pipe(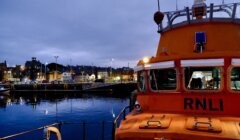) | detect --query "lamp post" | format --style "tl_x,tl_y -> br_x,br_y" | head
110,58 -> 114,80
128,62 -> 130,82
45,62 -> 48,80
54,56 -> 59,81
81,66 -> 84,82
70,58 -> 72,75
